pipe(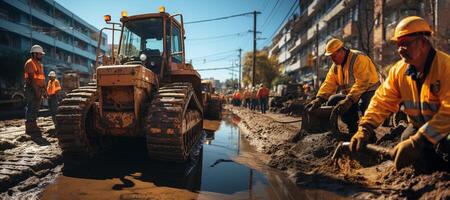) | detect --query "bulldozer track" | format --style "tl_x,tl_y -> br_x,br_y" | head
55,83 -> 104,163
146,82 -> 203,162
